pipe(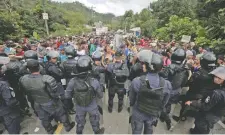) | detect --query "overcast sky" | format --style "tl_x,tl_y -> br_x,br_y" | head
51,0 -> 156,16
